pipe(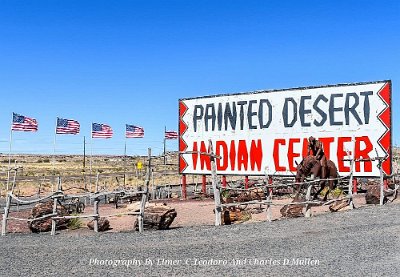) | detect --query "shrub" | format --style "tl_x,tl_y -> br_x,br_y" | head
67,215 -> 83,230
